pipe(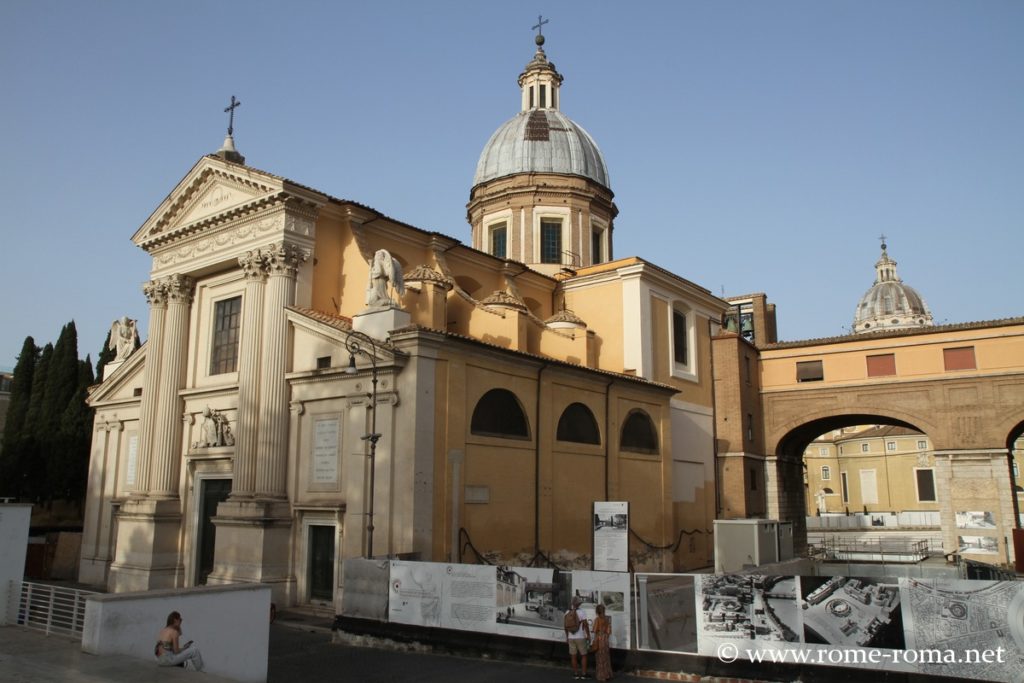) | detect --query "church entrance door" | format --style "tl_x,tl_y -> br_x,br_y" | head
308,525 -> 335,604
196,478 -> 231,585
